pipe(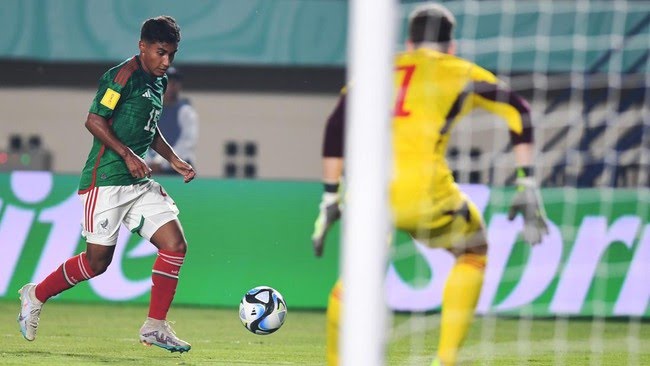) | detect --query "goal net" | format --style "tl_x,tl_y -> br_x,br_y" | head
345,0 -> 649,365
